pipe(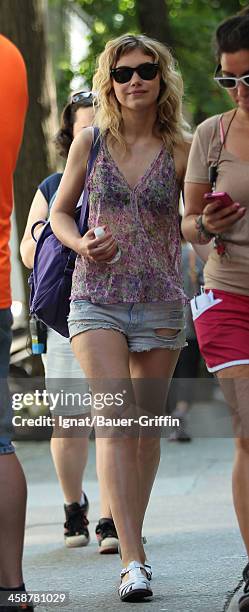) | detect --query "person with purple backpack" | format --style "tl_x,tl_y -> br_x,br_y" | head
20,92 -> 119,555
51,33 -> 190,601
